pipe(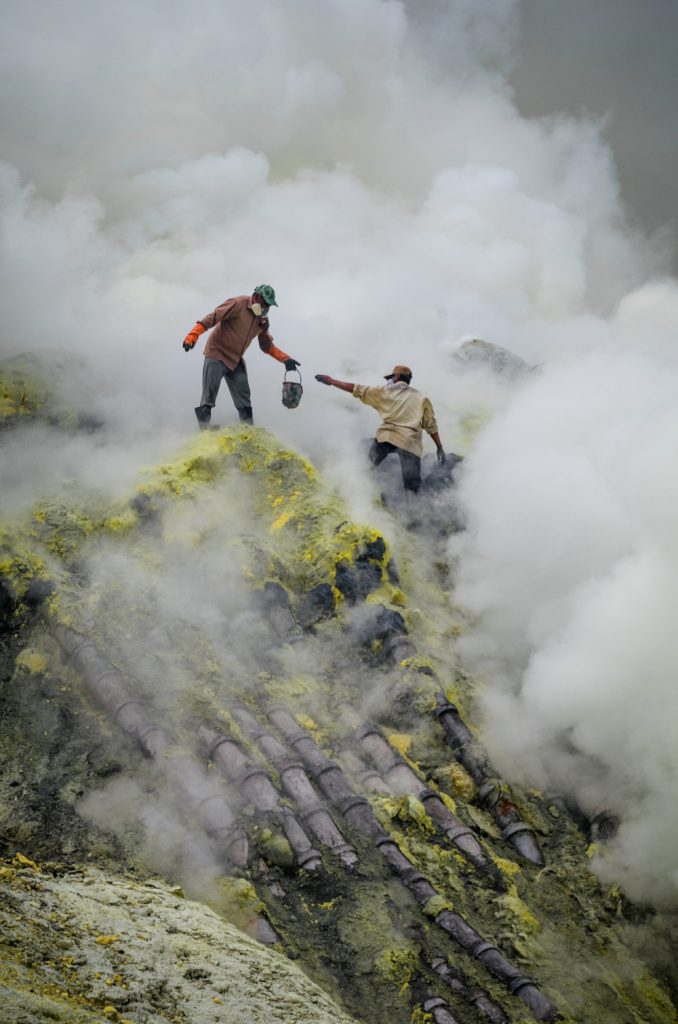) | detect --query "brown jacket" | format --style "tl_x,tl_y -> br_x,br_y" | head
199,295 -> 288,370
